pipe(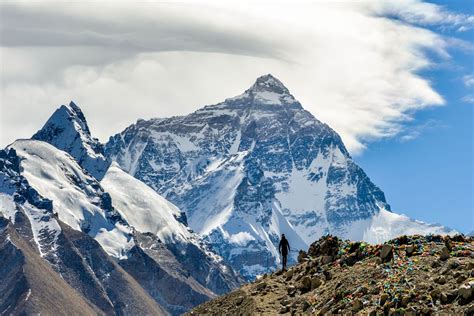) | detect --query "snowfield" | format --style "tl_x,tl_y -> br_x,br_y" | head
10,139 -> 134,258
101,162 -> 191,243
